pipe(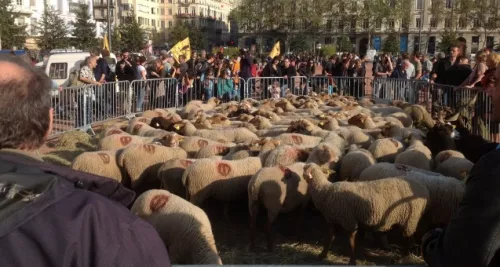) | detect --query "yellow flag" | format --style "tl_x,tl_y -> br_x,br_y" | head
103,33 -> 110,51
269,41 -> 280,59
171,37 -> 191,63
